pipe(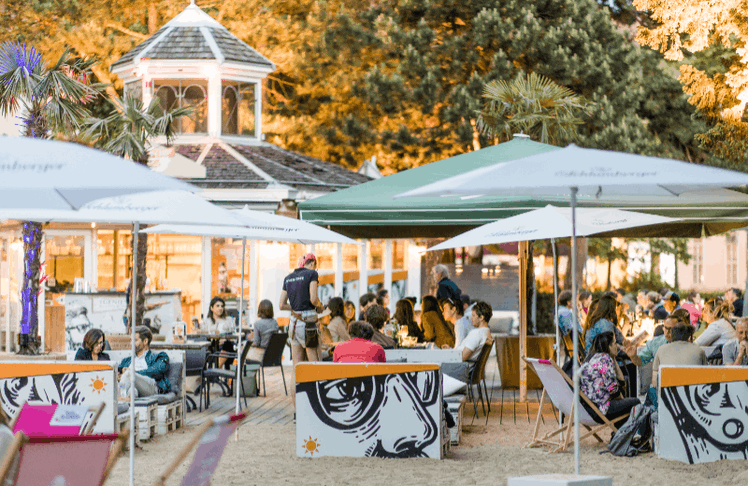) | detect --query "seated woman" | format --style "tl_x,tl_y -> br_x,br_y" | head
583,295 -> 625,355
75,329 -> 111,361
694,297 -> 737,346
247,299 -> 279,363
205,297 -> 236,369
344,300 -> 357,325
393,298 -> 423,342
326,297 -> 351,343
580,331 -> 640,425
421,295 -> 455,348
